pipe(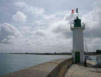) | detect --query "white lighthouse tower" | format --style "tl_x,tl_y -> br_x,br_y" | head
70,9 -> 85,64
